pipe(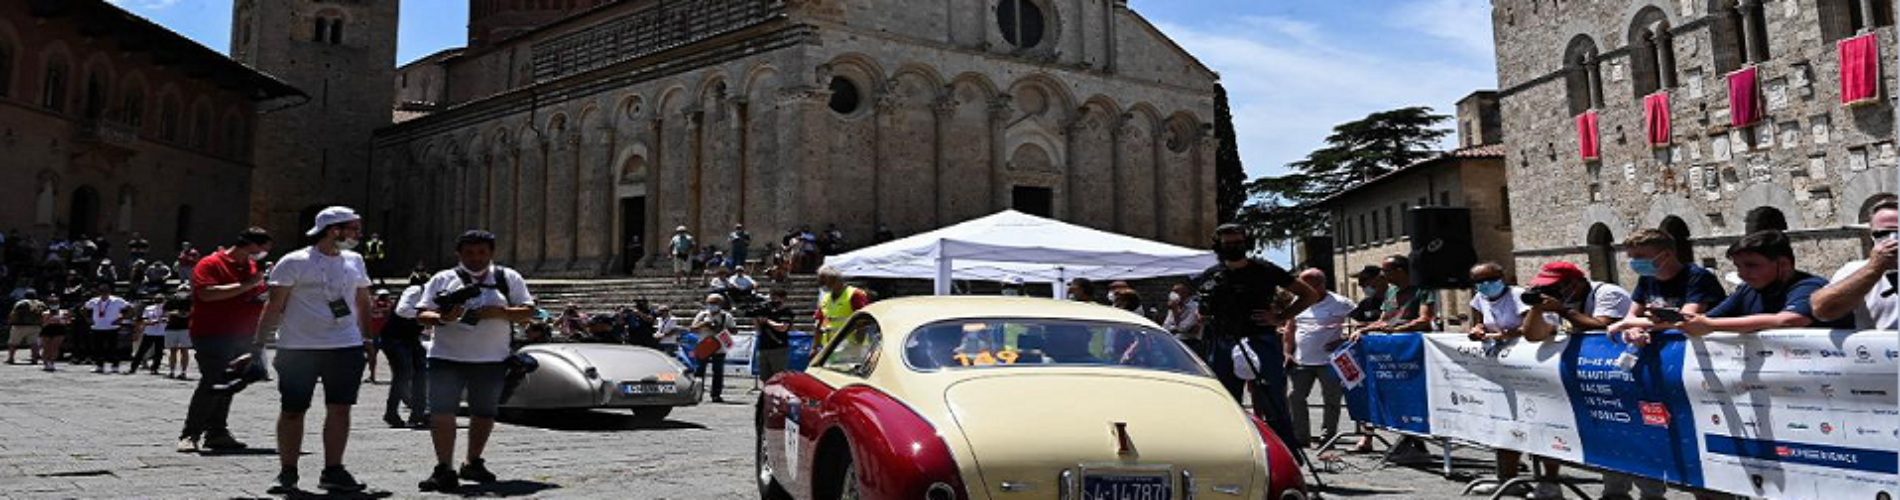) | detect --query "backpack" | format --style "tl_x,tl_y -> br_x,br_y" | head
451,266 -> 523,306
